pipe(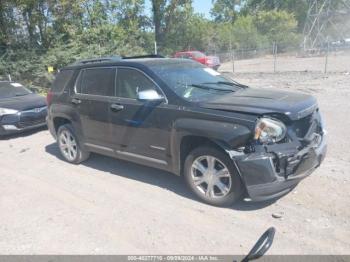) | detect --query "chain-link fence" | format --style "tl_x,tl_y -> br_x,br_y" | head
2,42 -> 350,85
208,43 -> 350,74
